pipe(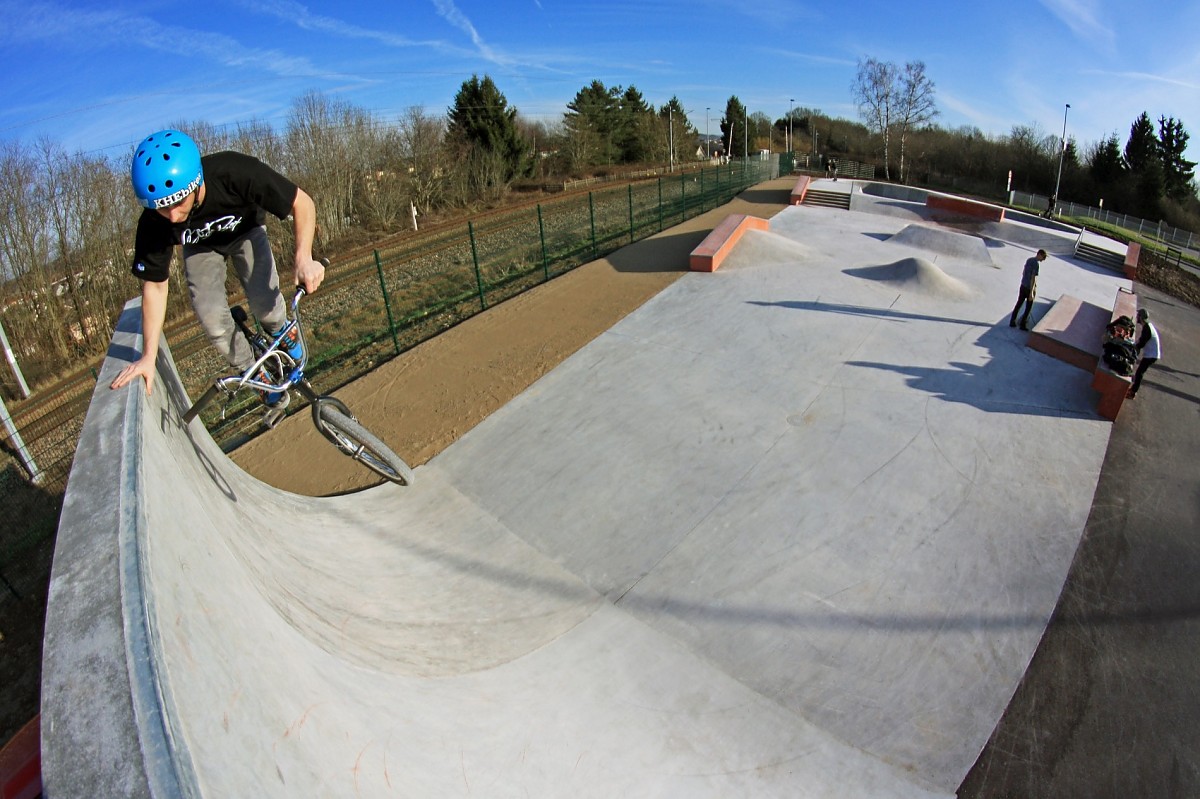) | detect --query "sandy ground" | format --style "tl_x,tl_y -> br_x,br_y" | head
232,178 -> 797,494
